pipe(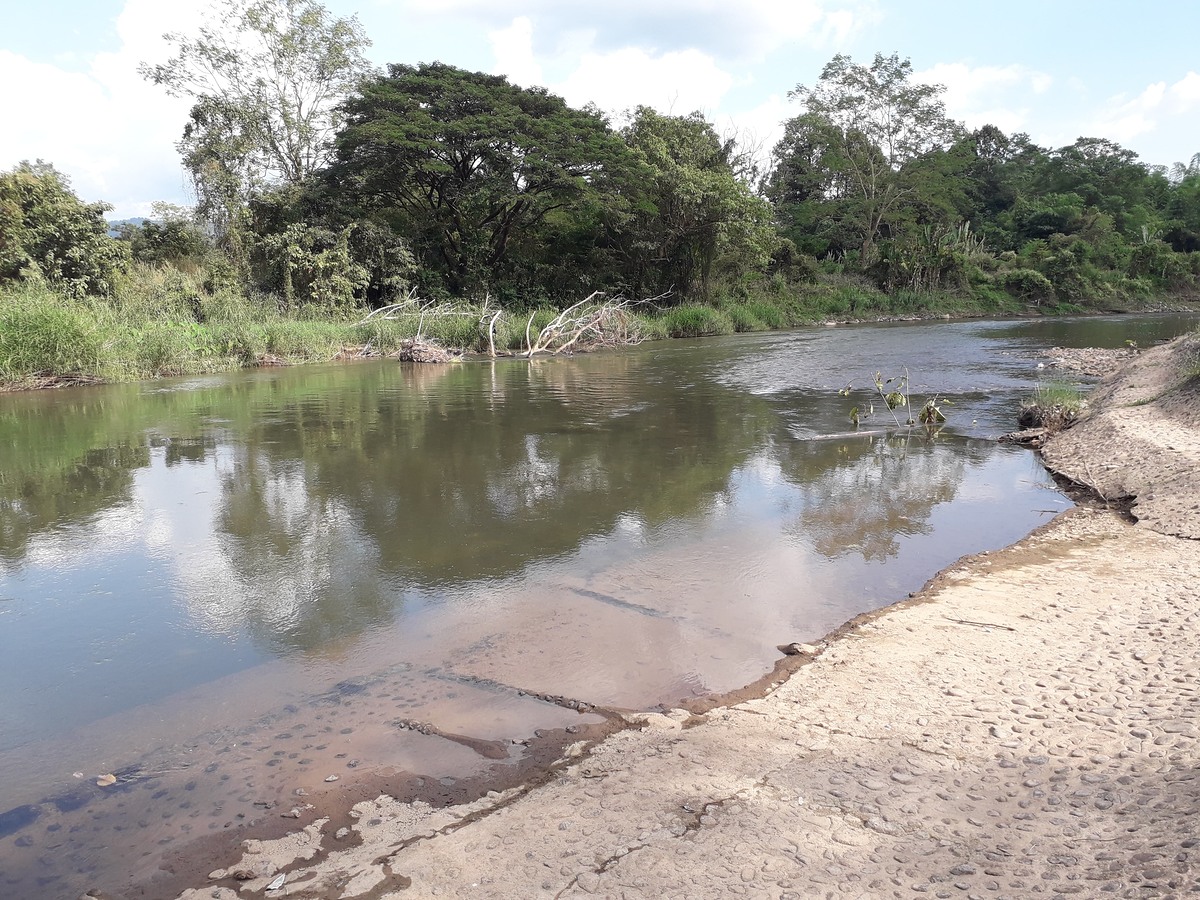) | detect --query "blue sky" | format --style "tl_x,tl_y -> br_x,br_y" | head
3,0 -> 1198,218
